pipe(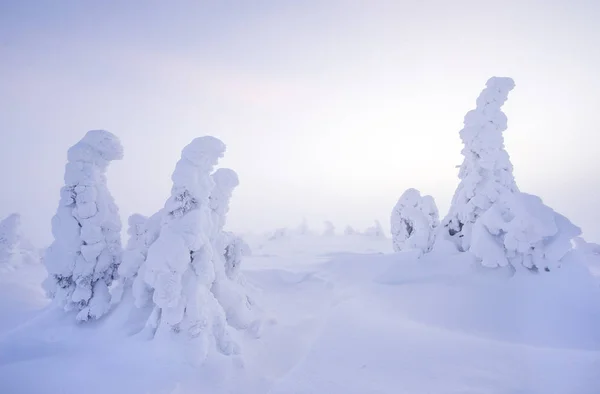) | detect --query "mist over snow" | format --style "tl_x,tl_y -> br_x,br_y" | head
1,1 -> 600,245
2,2 -> 600,394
